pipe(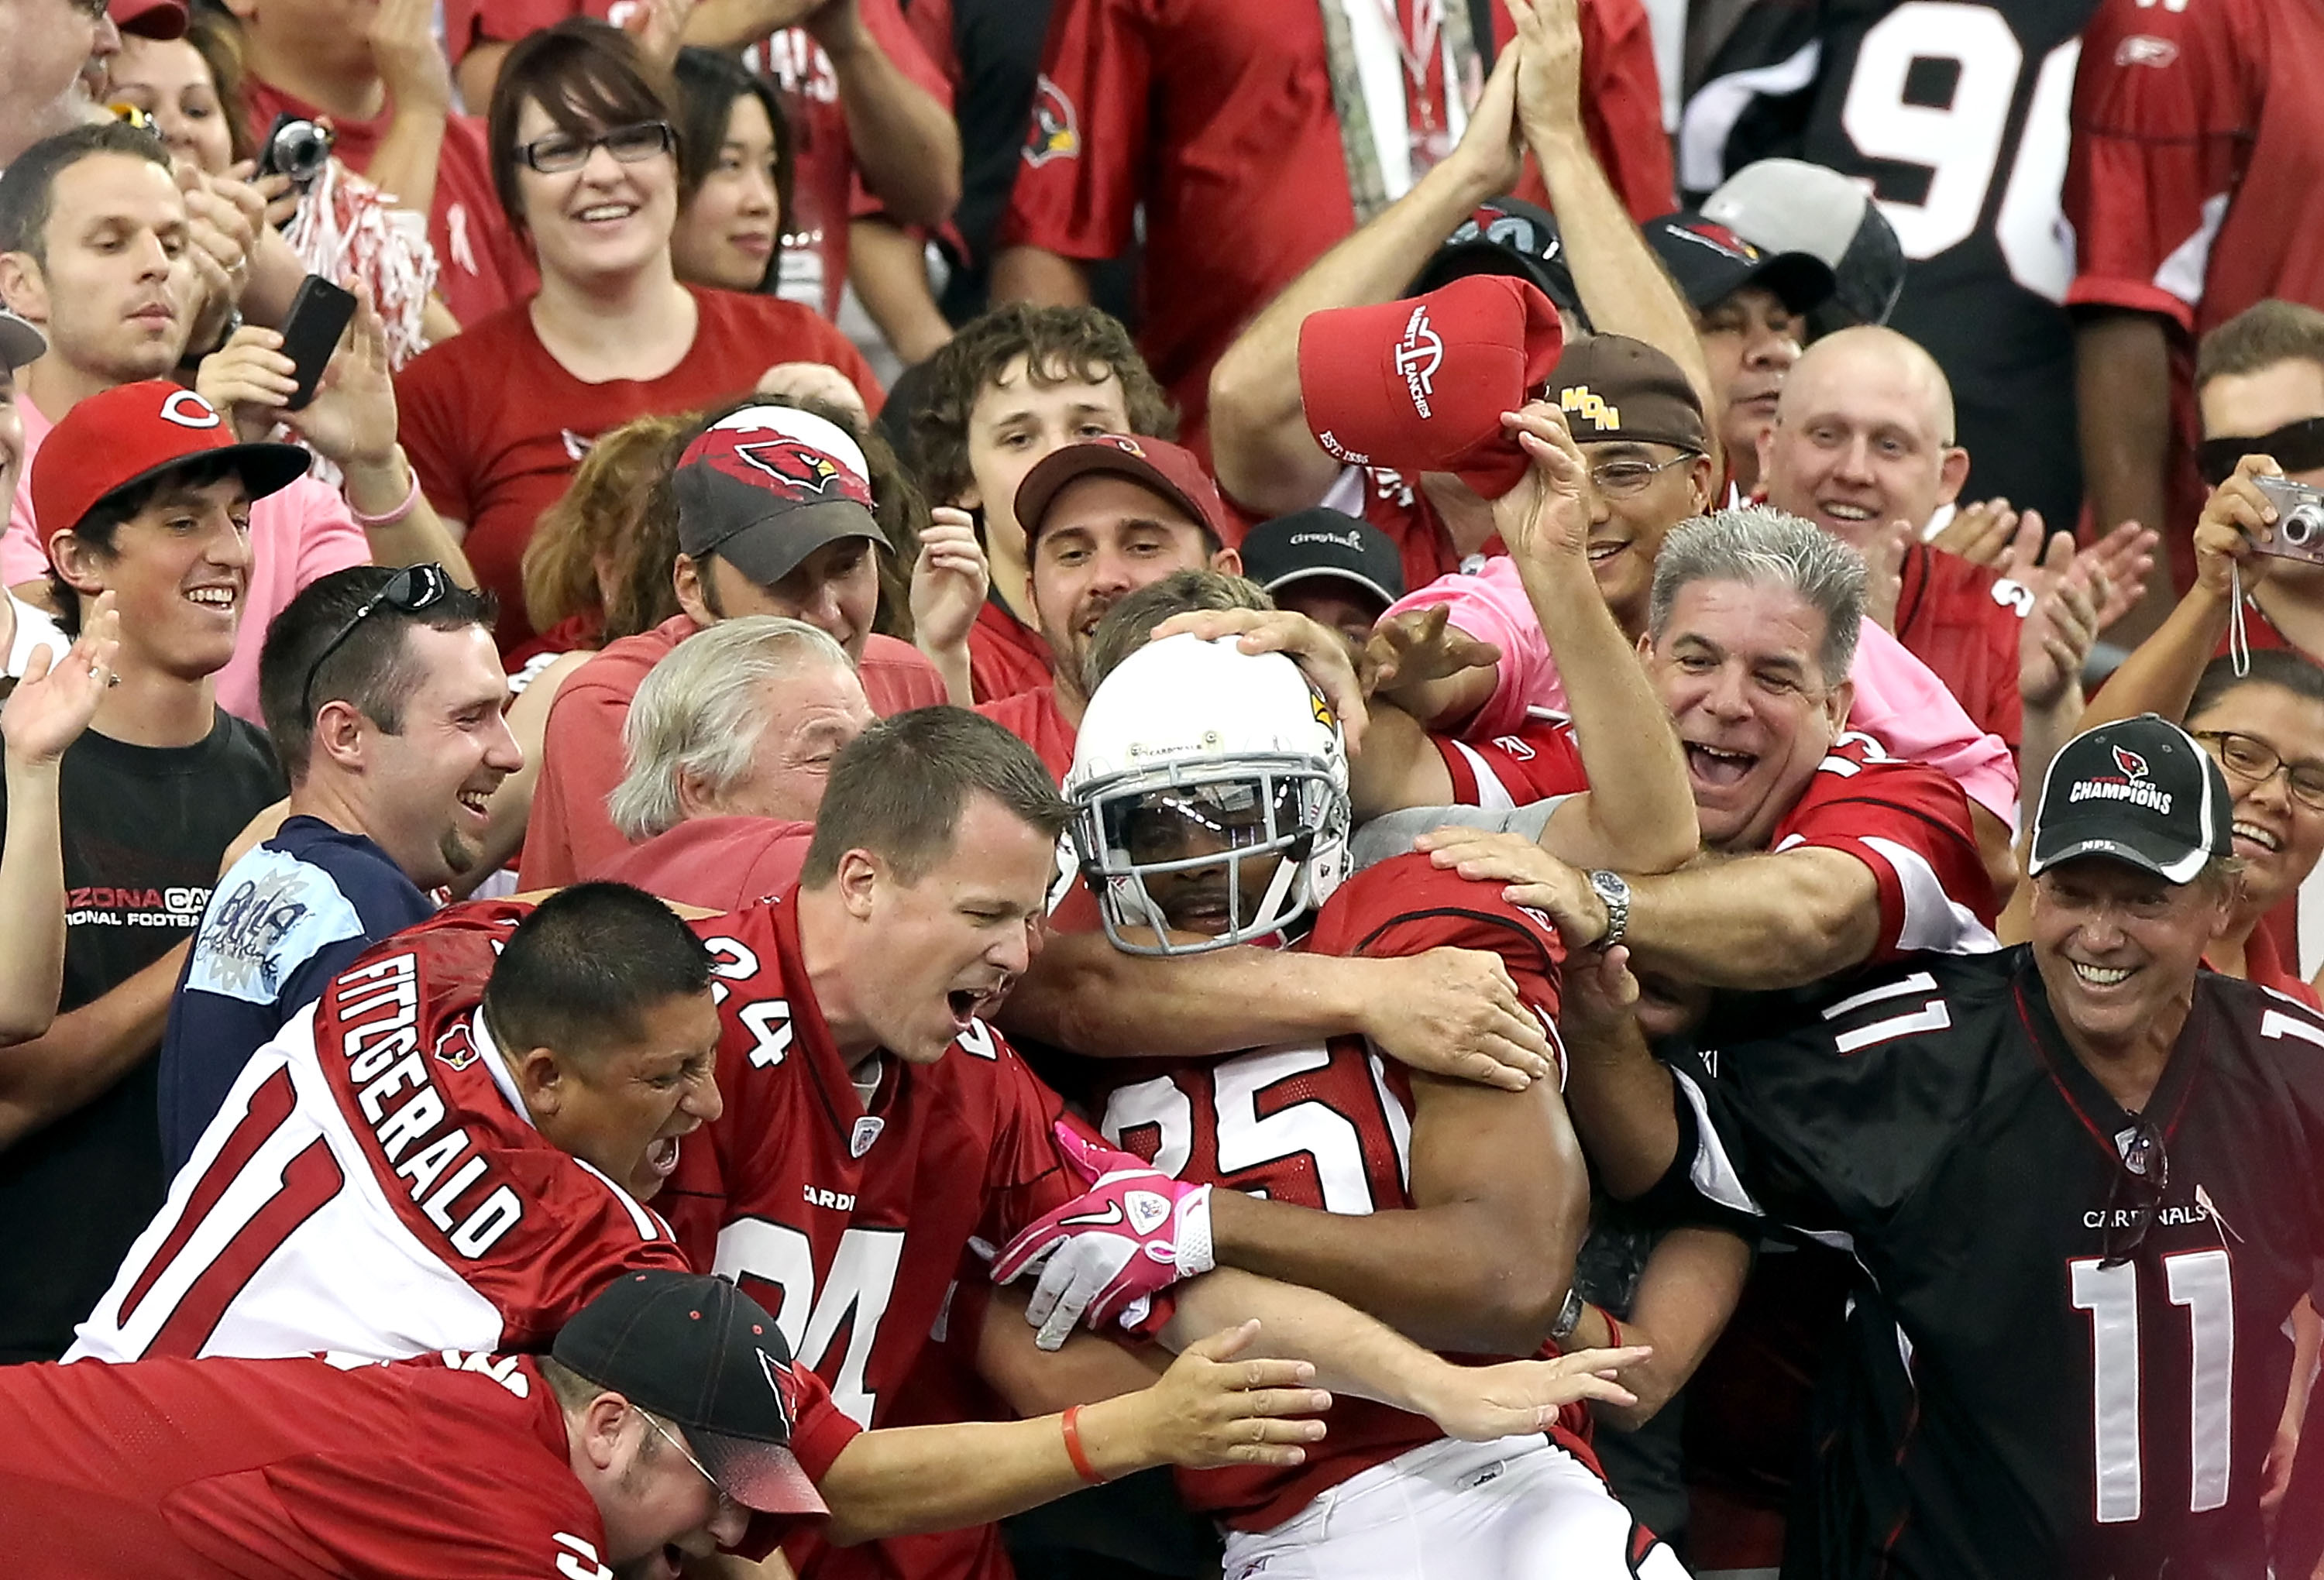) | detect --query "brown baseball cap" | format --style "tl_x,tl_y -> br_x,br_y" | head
1013,434 -> 1236,546
1545,335 -> 1708,454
